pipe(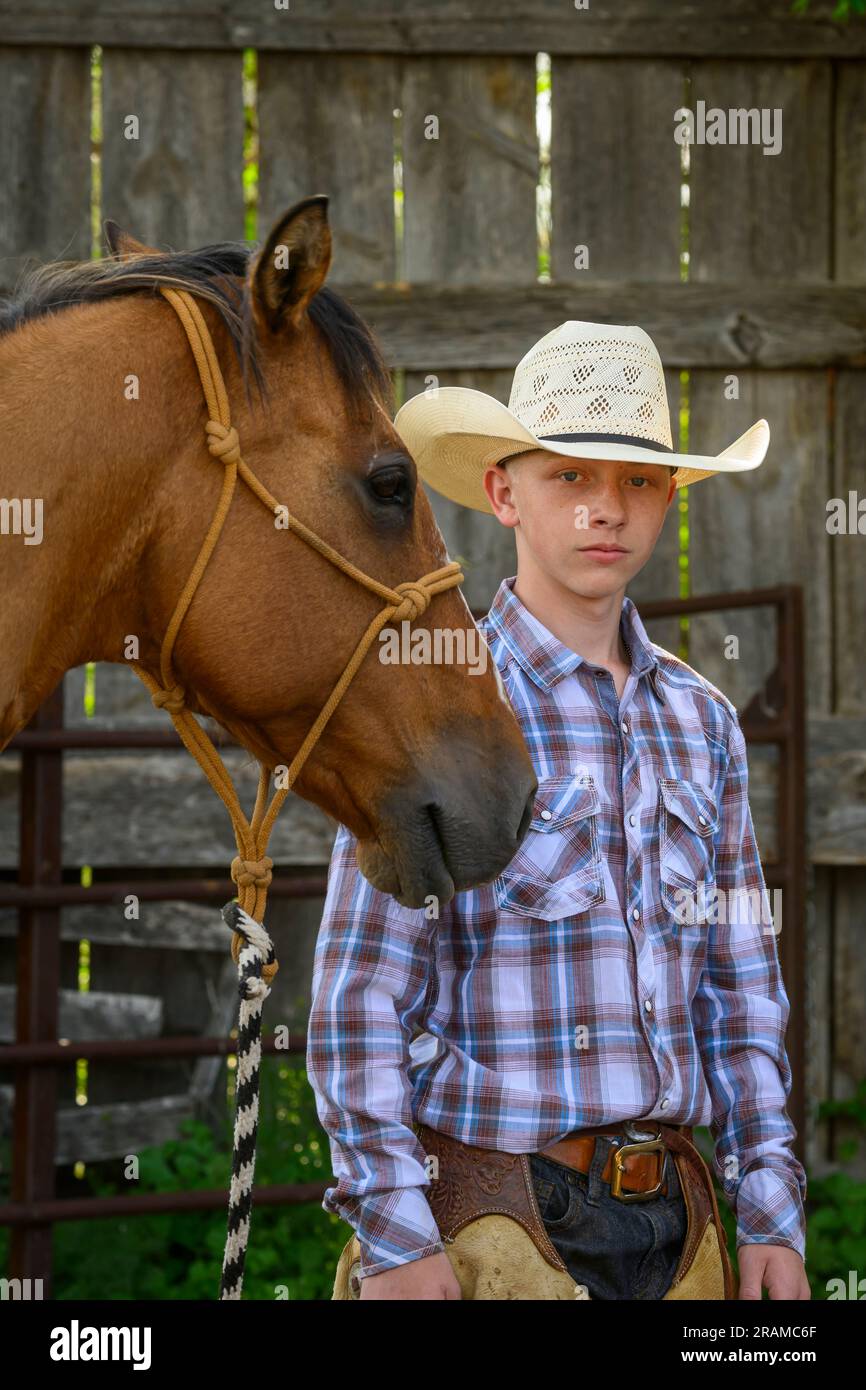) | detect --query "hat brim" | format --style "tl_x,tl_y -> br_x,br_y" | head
394,386 -> 770,514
